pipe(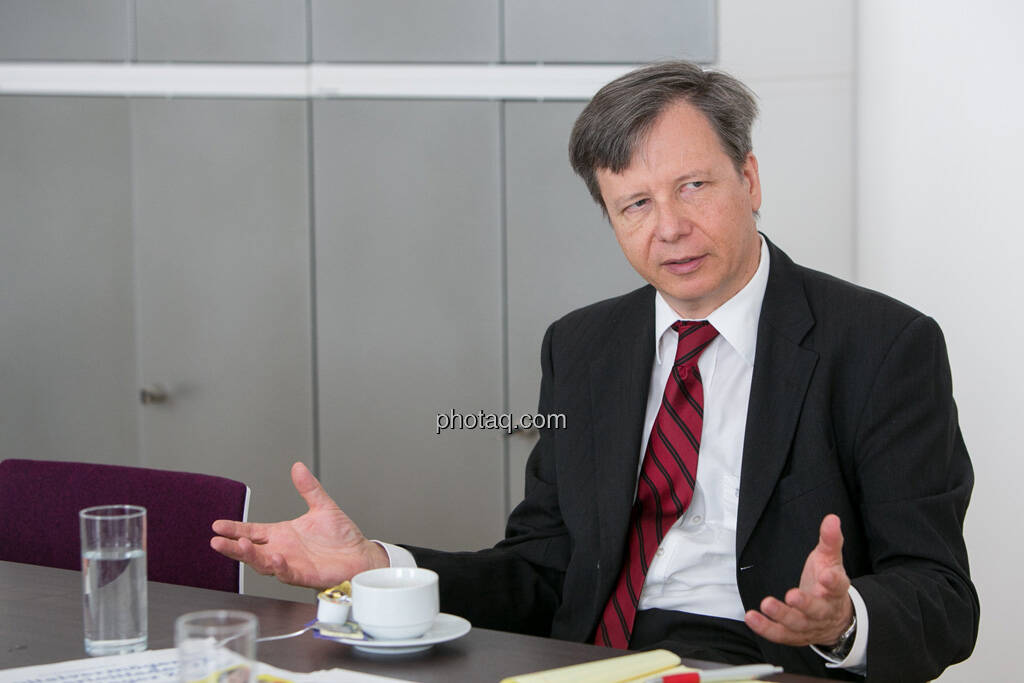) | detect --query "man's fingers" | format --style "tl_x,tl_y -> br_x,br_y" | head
211,519 -> 270,544
744,610 -> 804,647
756,518 -> 853,649
212,536 -> 310,587
795,566 -> 848,602
210,519 -> 244,539
211,536 -> 269,571
818,567 -> 850,595
747,599 -> 844,648
210,535 -> 241,560
291,461 -> 338,512
760,596 -> 811,633
816,513 -> 844,559
785,587 -> 839,622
